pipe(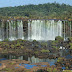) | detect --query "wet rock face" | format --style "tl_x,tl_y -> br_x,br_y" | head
0,20 -> 28,41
